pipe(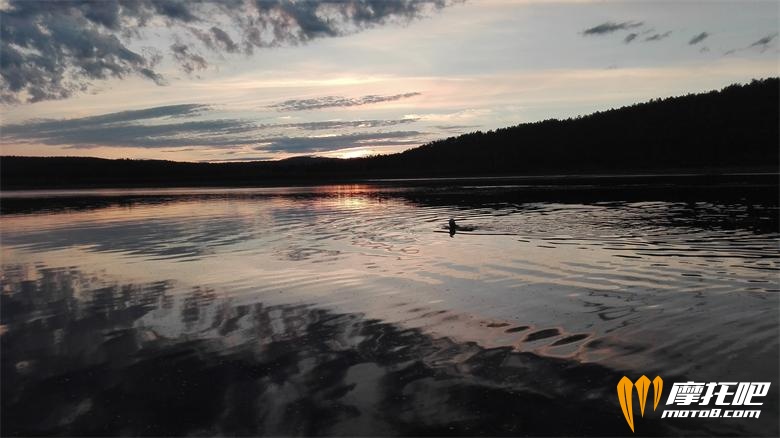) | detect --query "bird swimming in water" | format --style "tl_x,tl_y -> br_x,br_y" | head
447,218 -> 476,237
